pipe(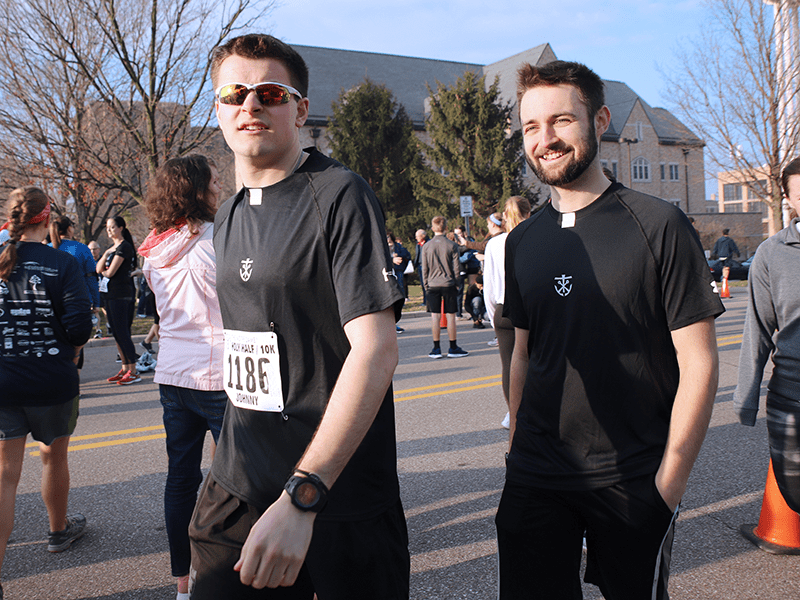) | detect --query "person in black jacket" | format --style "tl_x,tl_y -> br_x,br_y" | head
0,187 -> 92,595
